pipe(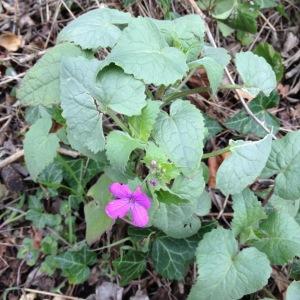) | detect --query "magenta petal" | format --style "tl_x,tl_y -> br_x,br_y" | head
130,203 -> 149,227
105,199 -> 130,219
109,183 -> 131,198
133,186 -> 151,209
